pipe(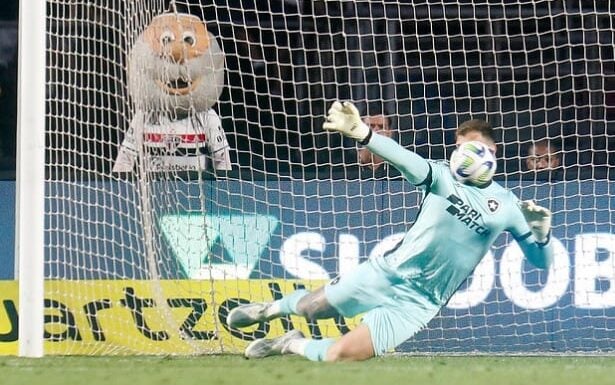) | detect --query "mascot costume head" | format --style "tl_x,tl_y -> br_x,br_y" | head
128,13 -> 225,117
114,13 -> 232,172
